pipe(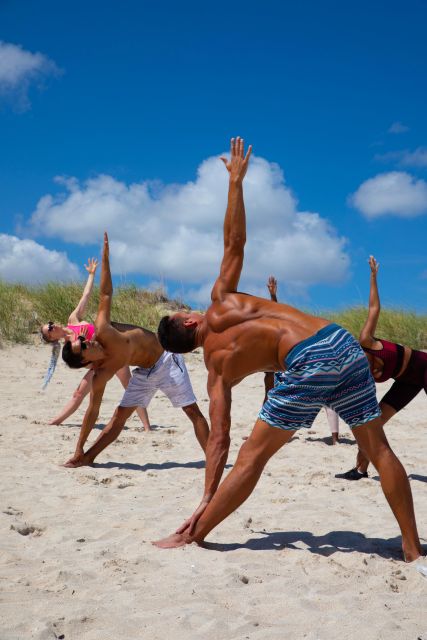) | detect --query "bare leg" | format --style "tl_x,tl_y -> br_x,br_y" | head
325,407 -> 339,445
115,366 -> 151,431
181,403 -> 210,452
49,369 -> 94,425
68,405 -> 136,467
355,403 -> 396,473
353,416 -> 422,561
154,420 -> 294,547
